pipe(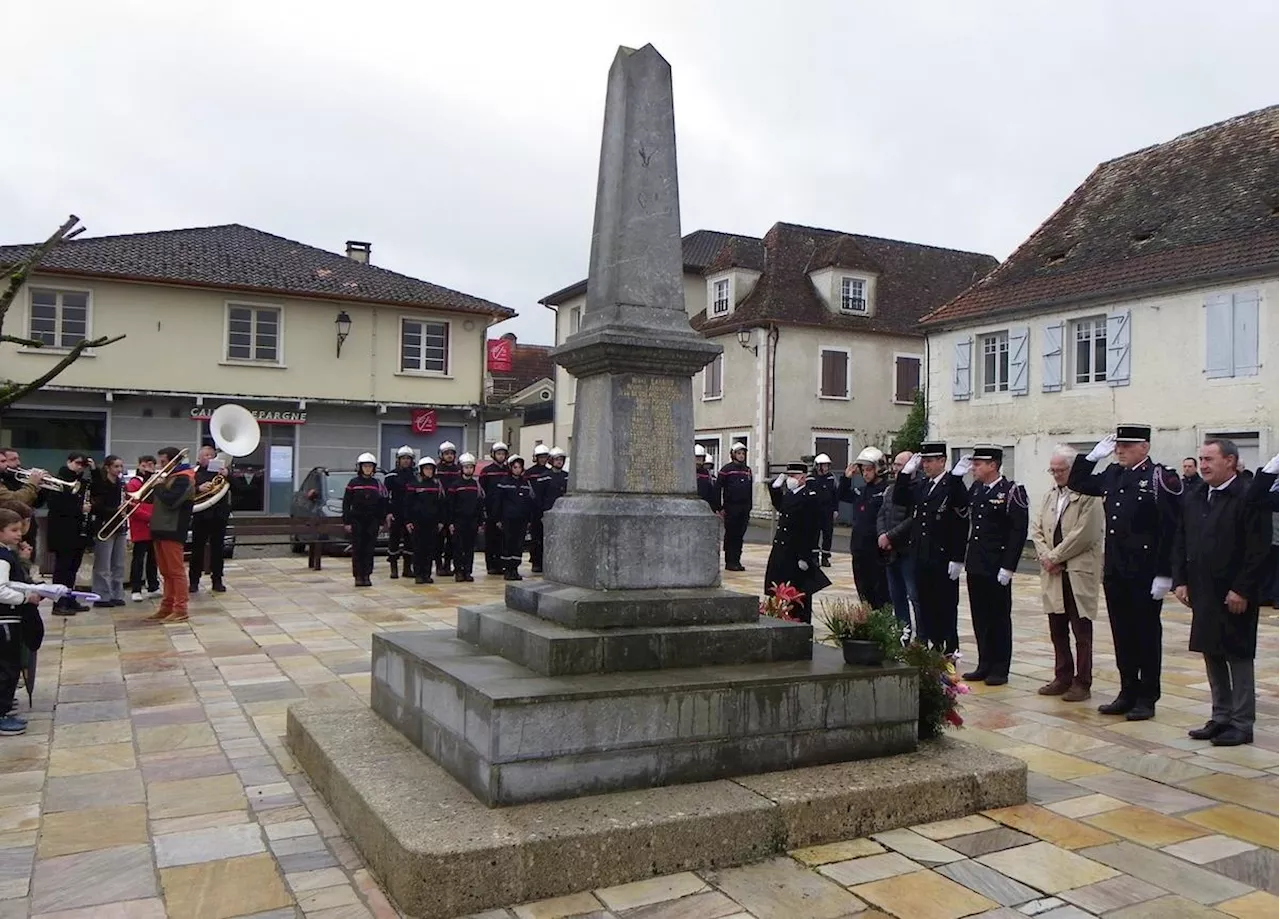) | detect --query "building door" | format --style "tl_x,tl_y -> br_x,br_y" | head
380,423 -> 466,470
201,420 -> 298,514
